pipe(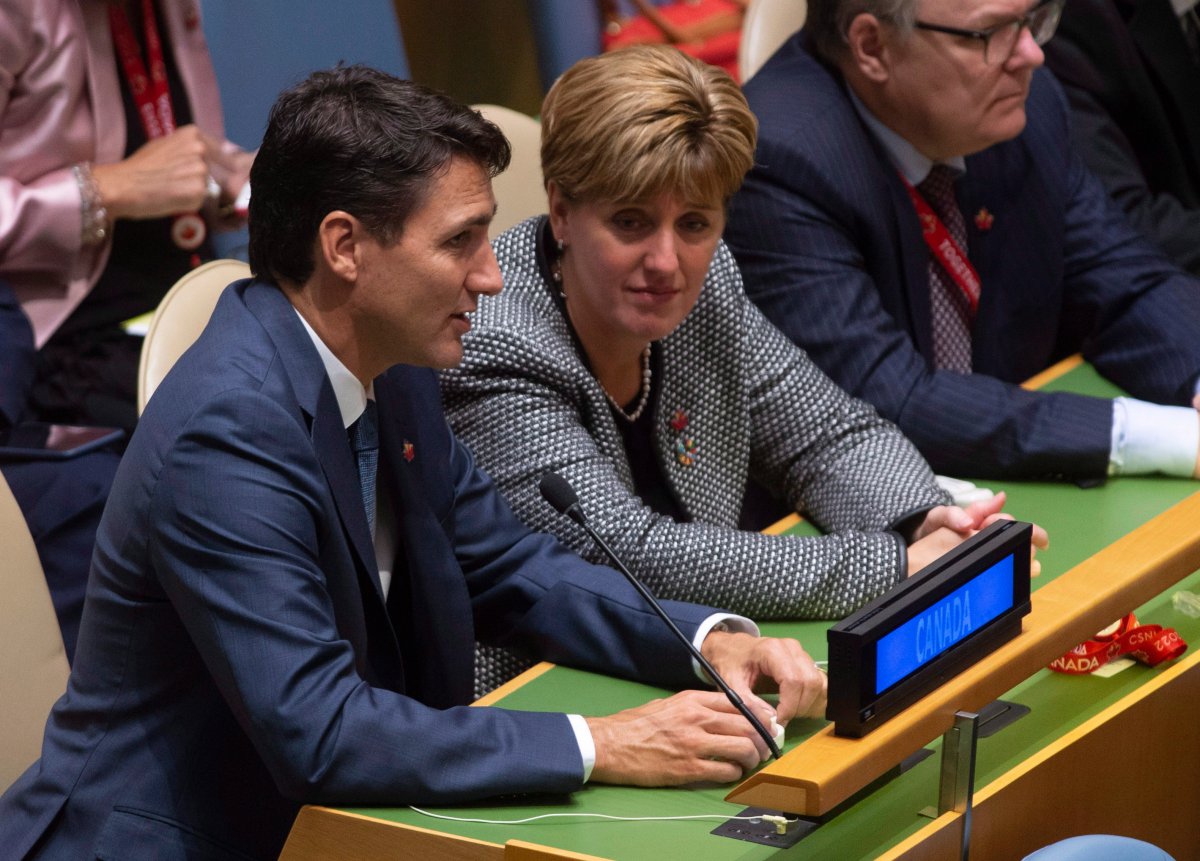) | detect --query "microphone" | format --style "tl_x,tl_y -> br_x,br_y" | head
539,472 -> 781,760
